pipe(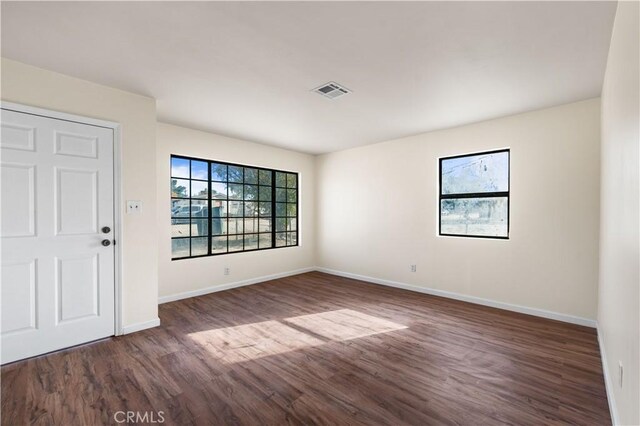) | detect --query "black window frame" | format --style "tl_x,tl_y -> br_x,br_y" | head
438,148 -> 510,240
170,154 -> 299,260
